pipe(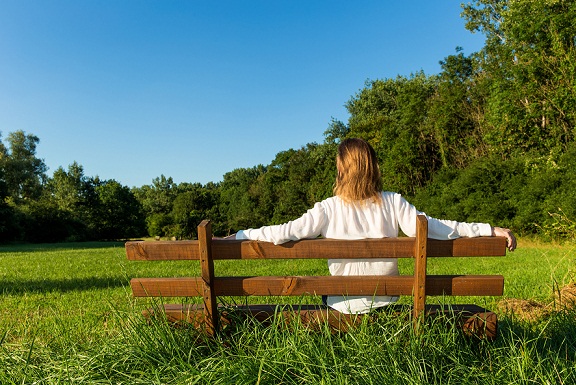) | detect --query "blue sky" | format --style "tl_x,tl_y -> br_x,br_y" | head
0,1 -> 485,188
